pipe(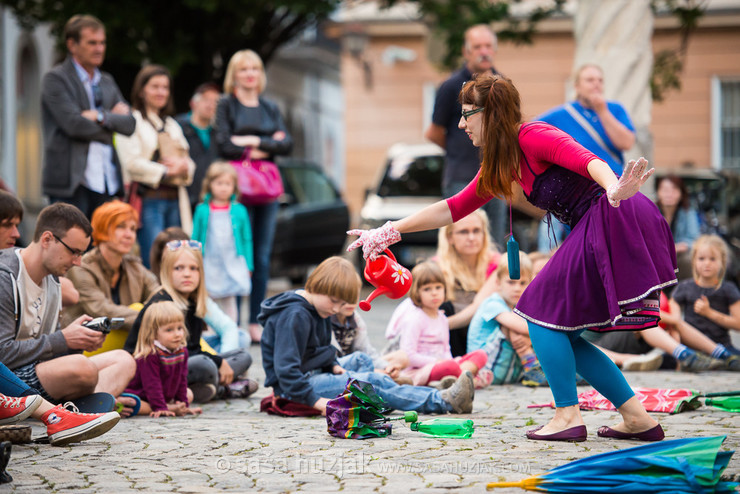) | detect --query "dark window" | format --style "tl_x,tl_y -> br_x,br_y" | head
377,155 -> 444,197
